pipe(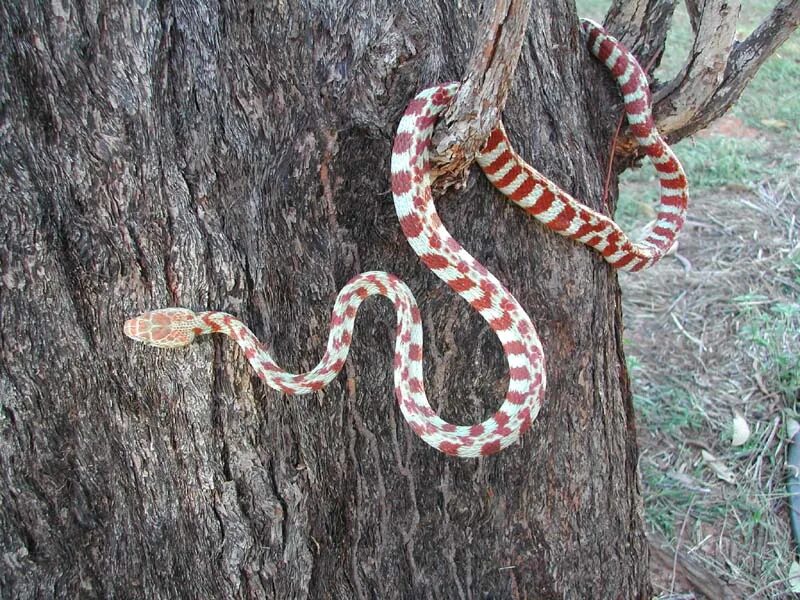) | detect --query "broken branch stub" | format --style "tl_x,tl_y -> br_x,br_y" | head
429,0 -> 532,194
